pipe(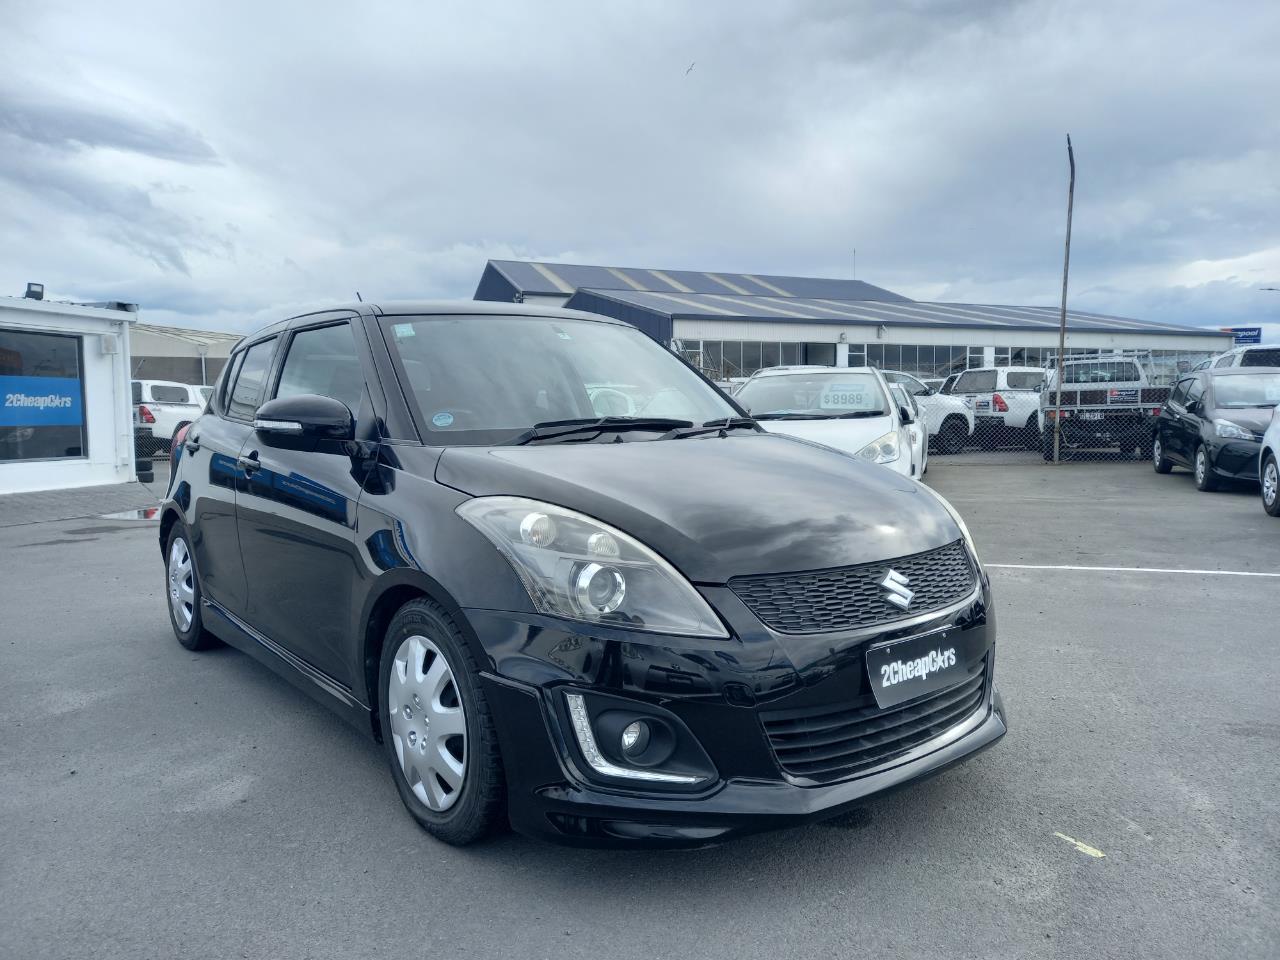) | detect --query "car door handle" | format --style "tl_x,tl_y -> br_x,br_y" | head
237,452 -> 260,474
185,436 -> 201,453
